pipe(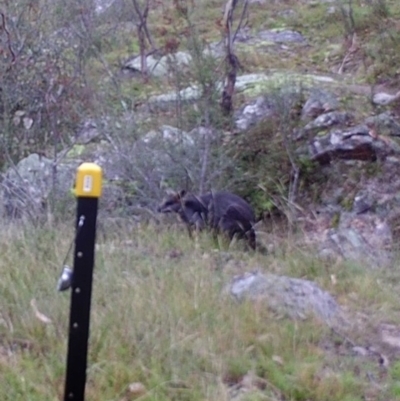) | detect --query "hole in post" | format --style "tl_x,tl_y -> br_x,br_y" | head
75,287 -> 81,293
77,252 -> 83,258
73,322 -> 78,329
